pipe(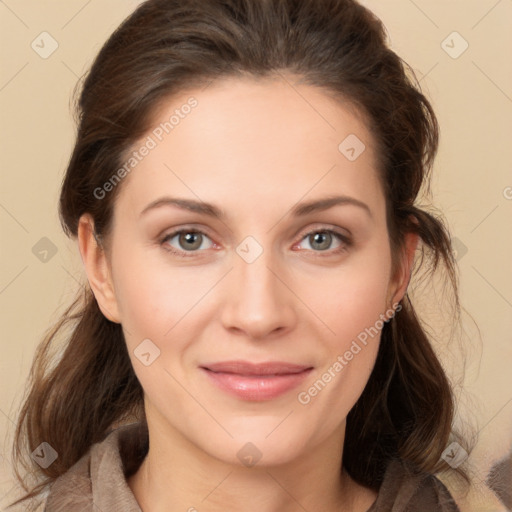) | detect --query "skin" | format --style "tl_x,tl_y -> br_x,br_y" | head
78,74 -> 418,512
